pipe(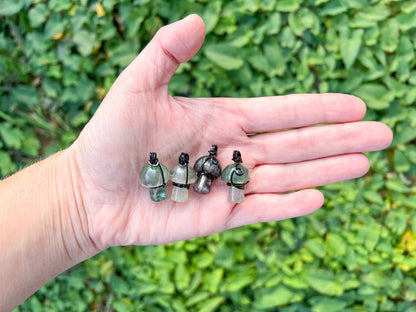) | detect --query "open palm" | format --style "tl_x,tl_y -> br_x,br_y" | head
68,15 -> 392,250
